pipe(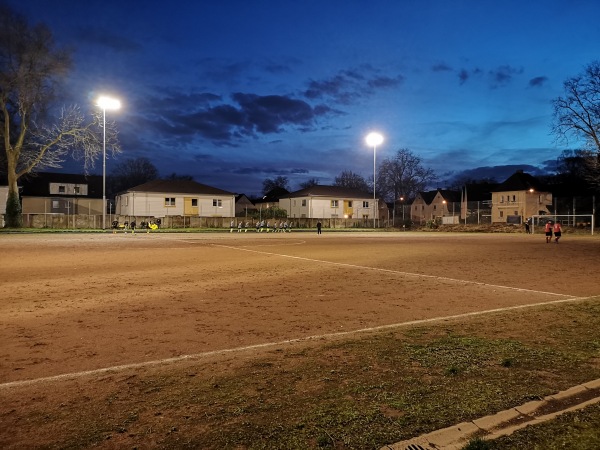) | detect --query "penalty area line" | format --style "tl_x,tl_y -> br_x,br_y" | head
1,295 -> 597,391
212,244 -> 572,298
